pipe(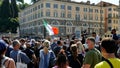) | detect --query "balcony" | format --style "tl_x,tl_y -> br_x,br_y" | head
107,16 -> 119,19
